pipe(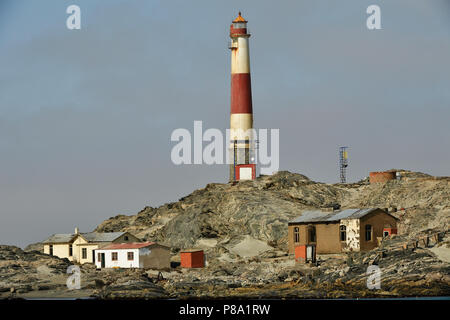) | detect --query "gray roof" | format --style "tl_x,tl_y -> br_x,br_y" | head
289,208 -> 383,224
79,232 -> 126,242
42,234 -> 77,244
43,232 -> 127,244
